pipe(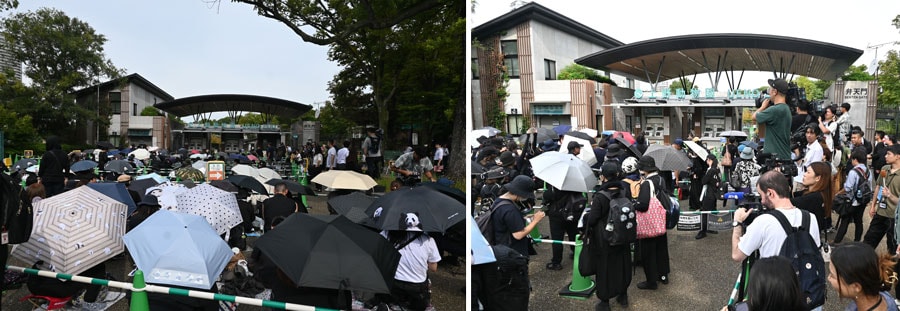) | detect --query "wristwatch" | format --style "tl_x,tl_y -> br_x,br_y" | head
732,221 -> 742,228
